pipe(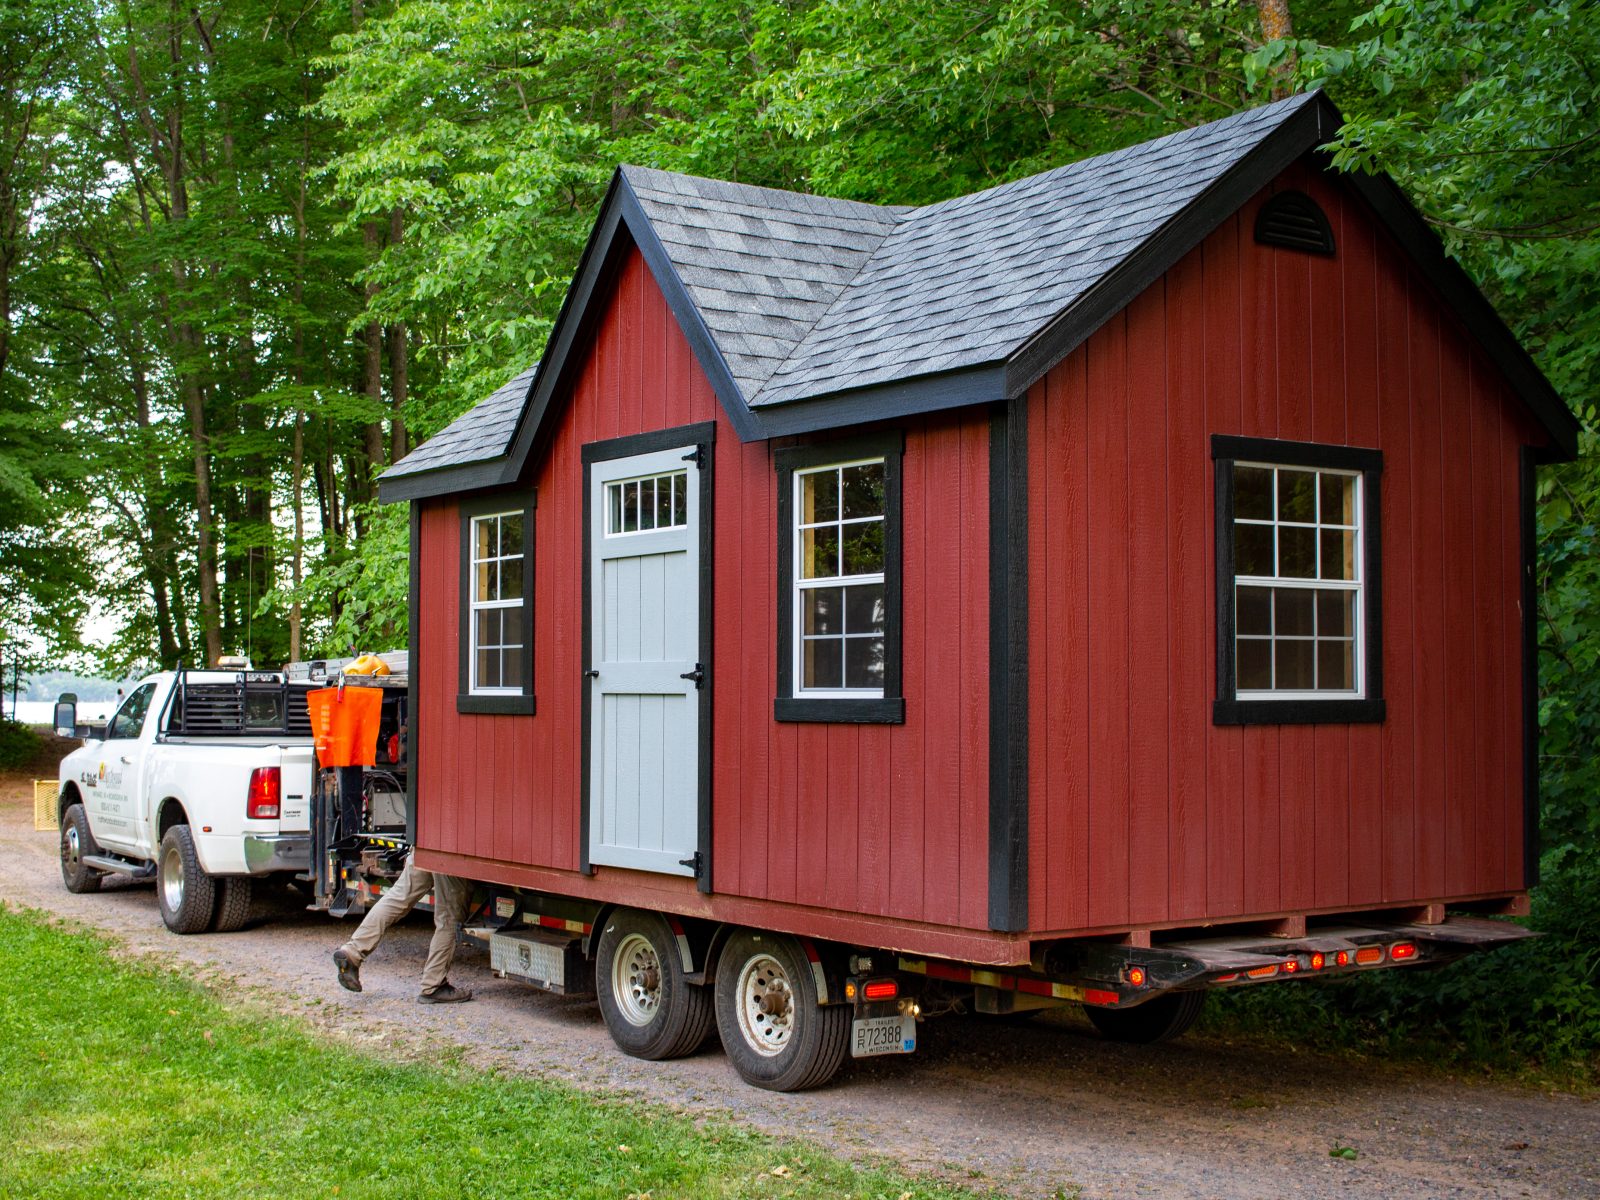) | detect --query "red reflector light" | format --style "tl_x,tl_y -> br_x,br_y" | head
862,979 -> 898,1001
1310,952 -> 1326,970
1084,989 -> 1119,1007
1127,966 -> 1147,987
1246,965 -> 1279,979
1214,973 -> 1239,983
246,766 -> 281,819
387,732 -> 402,762
1335,951 -> 1350,967
1355,946 -> 1383,965
1389,942 -> 1418,961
